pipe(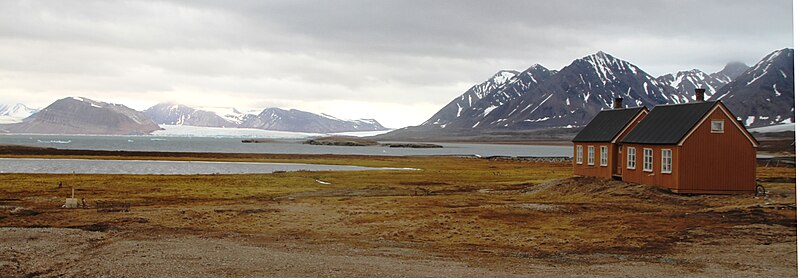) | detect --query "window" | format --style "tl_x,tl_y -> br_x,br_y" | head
711,120 -> 724,133
627,147 -> 636,169
643,148 -> 653,172
661,149 -> 672,173
587,146 -> 595,165
600,146 -> 608,166
575,145 -> 583,164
